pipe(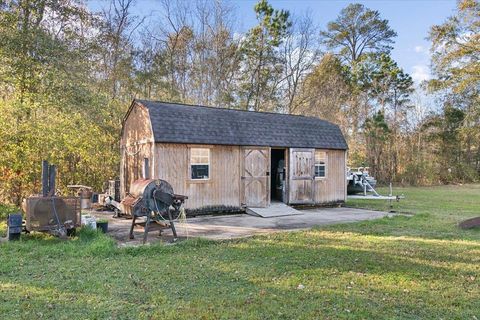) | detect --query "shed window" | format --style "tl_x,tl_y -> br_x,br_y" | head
190,148 -> 210,180
315,151 -> 327,178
